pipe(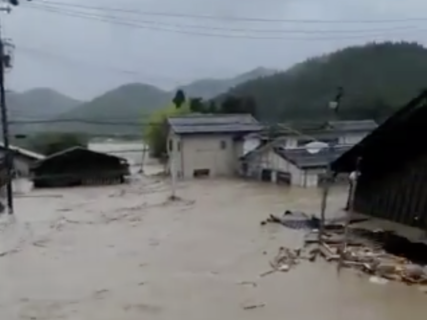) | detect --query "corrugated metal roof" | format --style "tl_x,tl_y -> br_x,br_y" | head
168,114 -> 262,134
37,146 -> 127,164
327,120 -> 378,132
274,144 -> 352,169
0,142 -> 45,160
